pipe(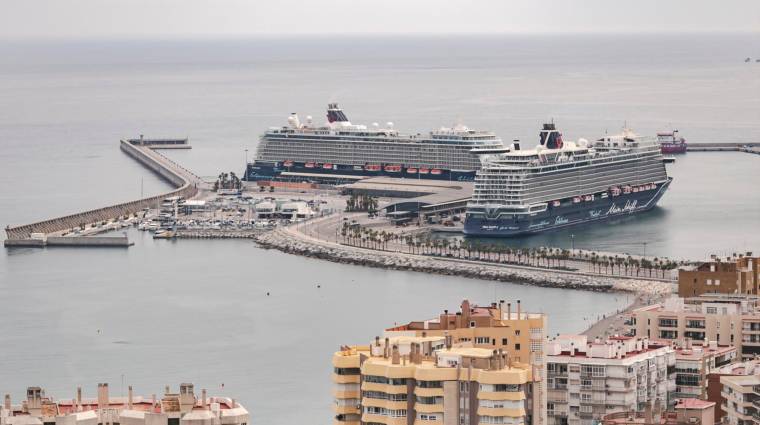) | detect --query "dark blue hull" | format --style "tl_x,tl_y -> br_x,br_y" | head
245,161 -> 476,182
463,178 -> 672,237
